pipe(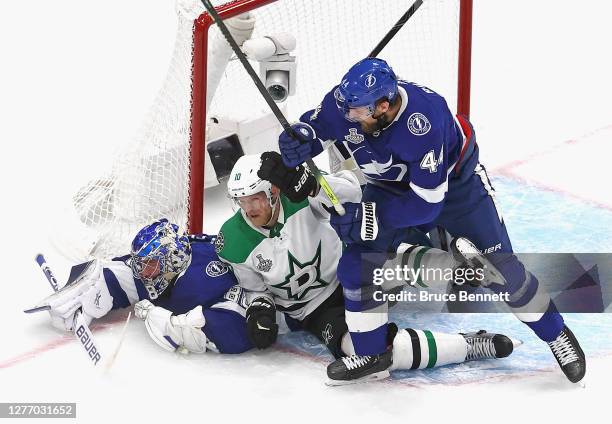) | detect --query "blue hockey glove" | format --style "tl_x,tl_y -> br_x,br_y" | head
329,202 -> 379,243
278,122 -> 316,167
